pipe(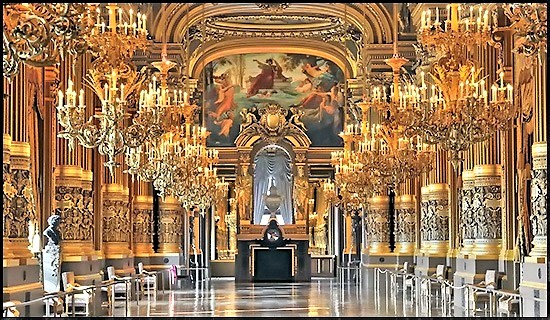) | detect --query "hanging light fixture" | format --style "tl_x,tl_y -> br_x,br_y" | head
376,4 -> 517,168
56,3 -> 153,175
3,3 -> 98,79
357,4 -> 434,188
